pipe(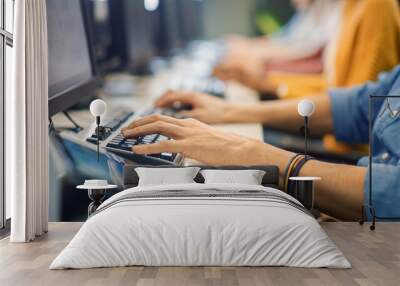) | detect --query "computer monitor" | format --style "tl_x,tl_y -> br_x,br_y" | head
122,0 -> 160,73
83,0 -> 127,74
47,0 -> 100,116
177,0 -> 204,43
157,0 -> 183,54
